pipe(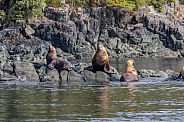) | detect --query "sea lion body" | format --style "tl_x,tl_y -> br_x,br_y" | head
120,59 -> 138,82
54,59 -> 73,71
120,73 -> 139,82
92,44 -> 110,73
84,44 -> 118,81
46,45 -> 73,83
46,45 -> 57,69
125,59 -> 138,76
46,46 -> 72,71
